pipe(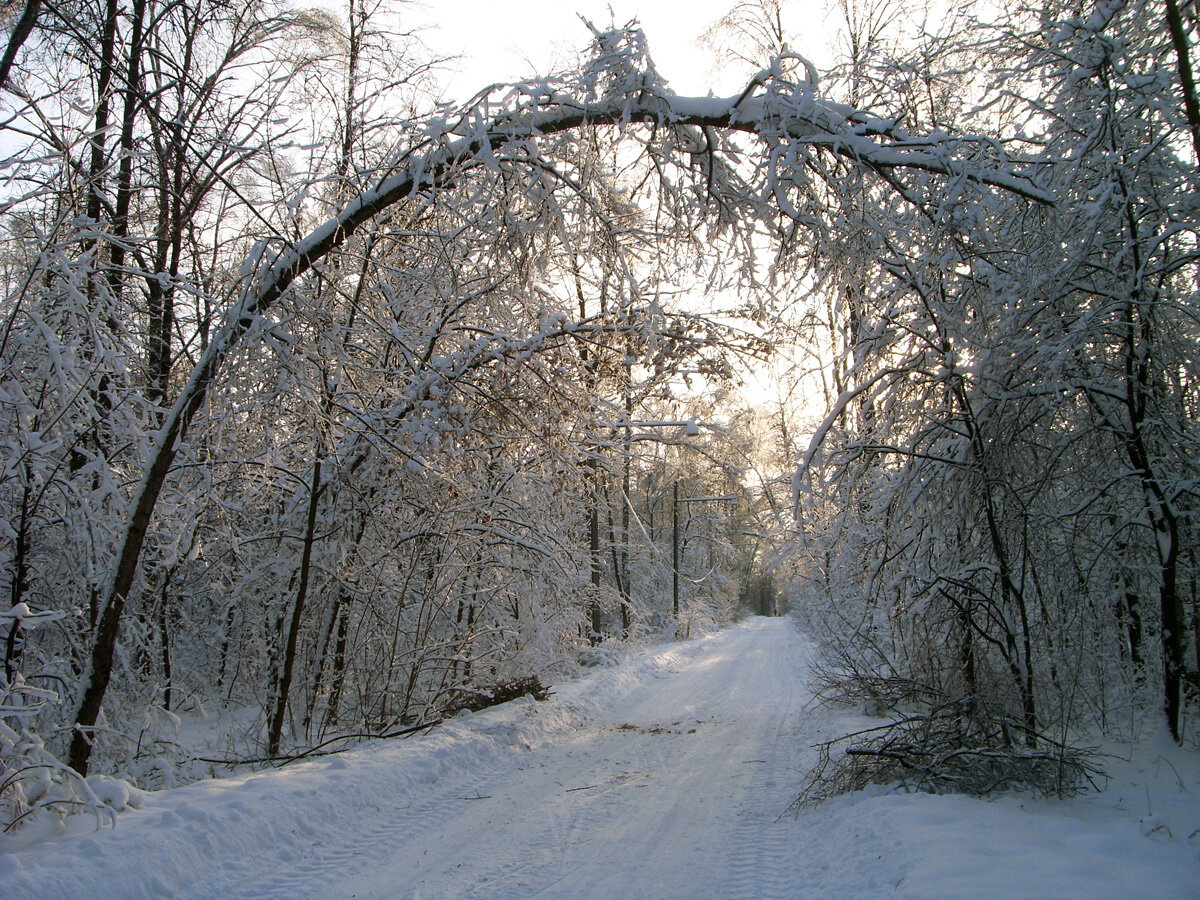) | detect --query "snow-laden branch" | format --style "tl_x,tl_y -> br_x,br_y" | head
791,358 -> 927,510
